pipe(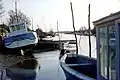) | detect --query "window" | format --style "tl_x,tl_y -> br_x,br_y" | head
99,25 -> 116,80
11,26 -> 16,31
108,25 -> 116,80
99,26 -> 107,79
20,23 -> 25,30
16,25 -> 21,30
